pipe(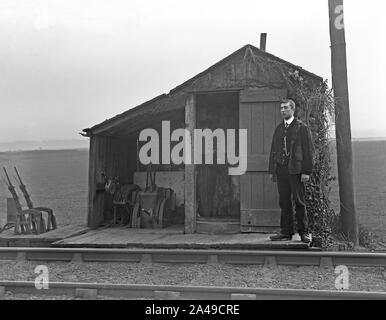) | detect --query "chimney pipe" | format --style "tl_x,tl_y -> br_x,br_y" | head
260,33 -> 267,51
